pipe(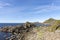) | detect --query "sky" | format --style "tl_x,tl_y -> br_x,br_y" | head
0,0 -> 60,23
